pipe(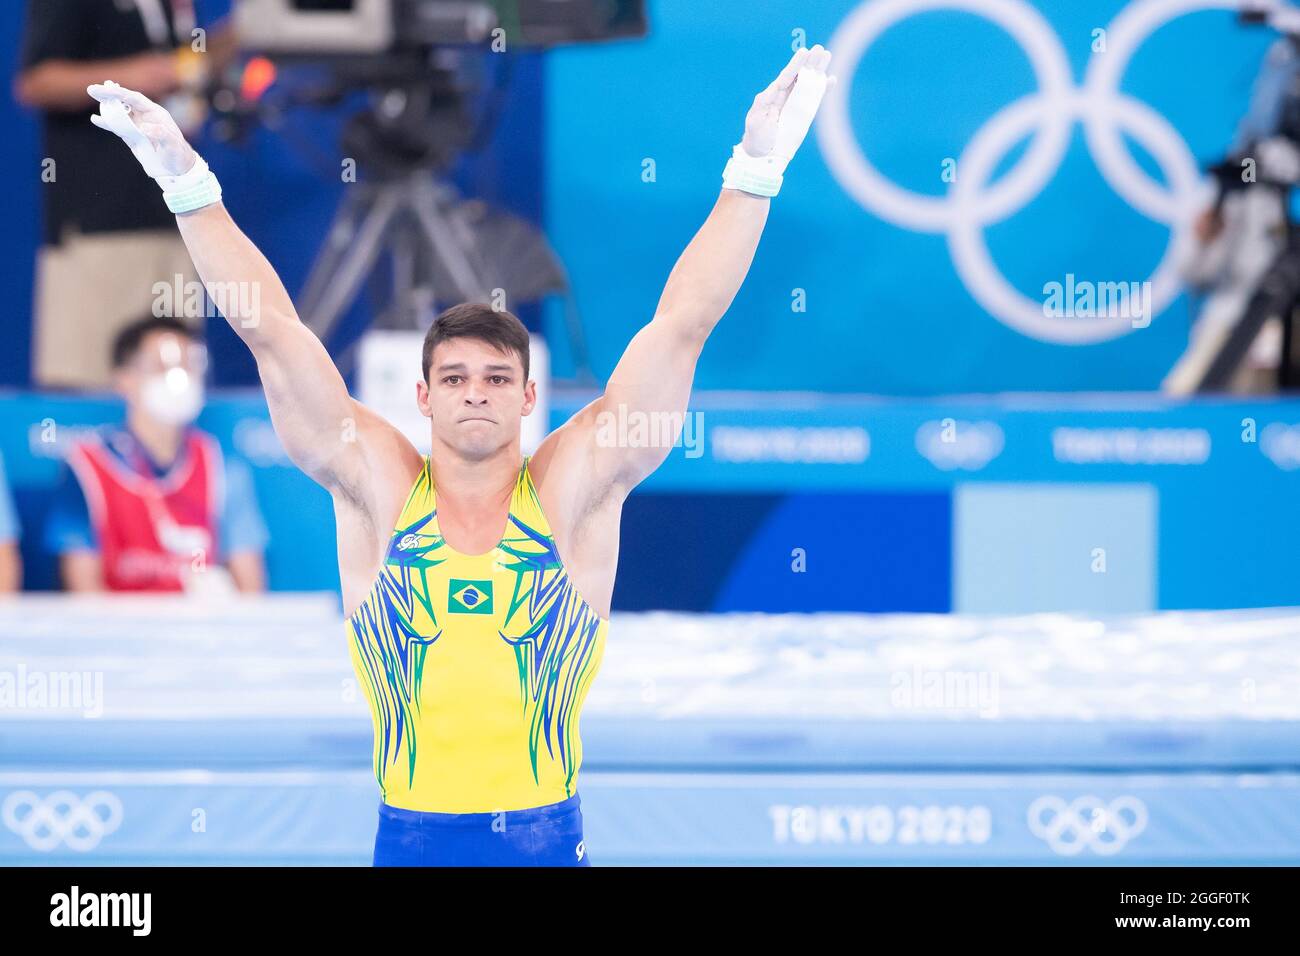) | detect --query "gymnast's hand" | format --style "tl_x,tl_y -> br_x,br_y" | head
86,81 -> 198,181
740,44 -> 835,162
